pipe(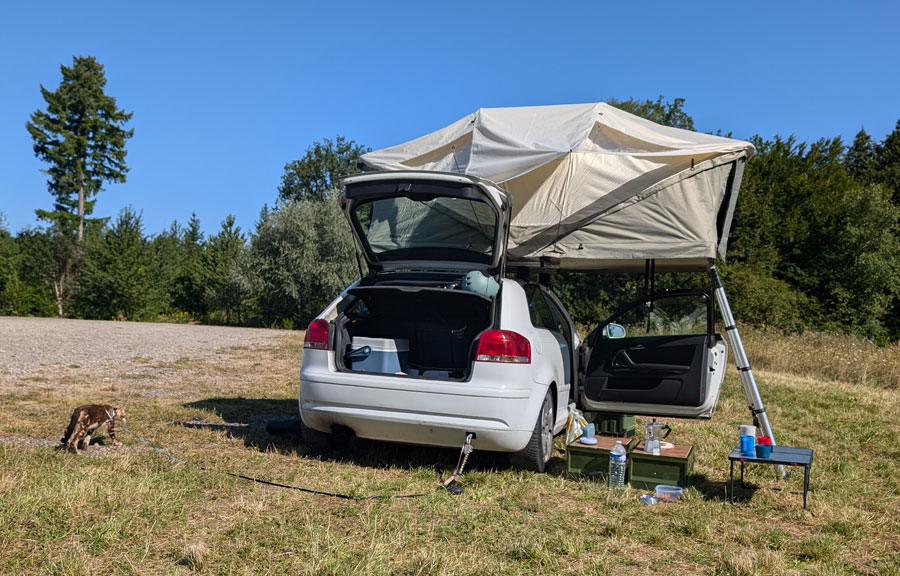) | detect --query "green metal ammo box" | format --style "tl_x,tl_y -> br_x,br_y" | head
593,413 -> 636,437
566,435 -> 638,481
628,442 -> 694,489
